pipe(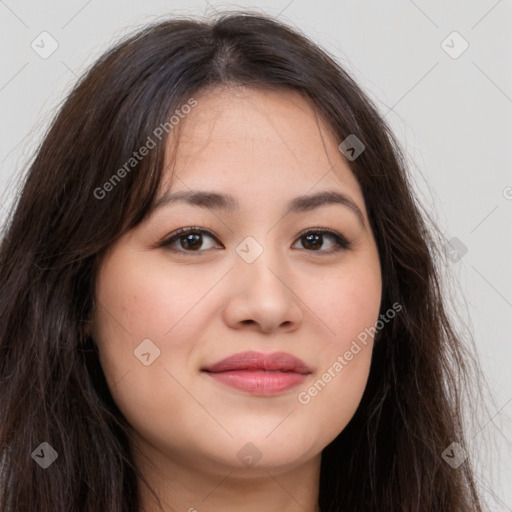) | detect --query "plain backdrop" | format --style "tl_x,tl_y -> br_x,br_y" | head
1,0 -> 511,509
